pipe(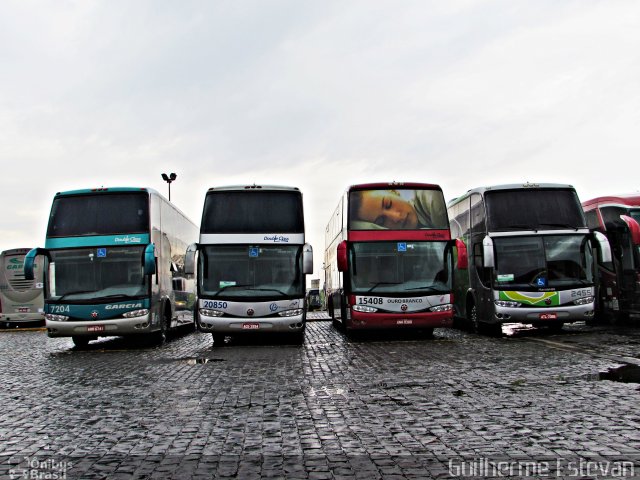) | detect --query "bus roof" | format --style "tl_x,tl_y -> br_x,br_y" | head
206,185 -> 300,192
0,248 -> 32,256
55,187 -> 157,196
448,182 -> 576,206
347,182 -> 443,191
582,193 -> 640,209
